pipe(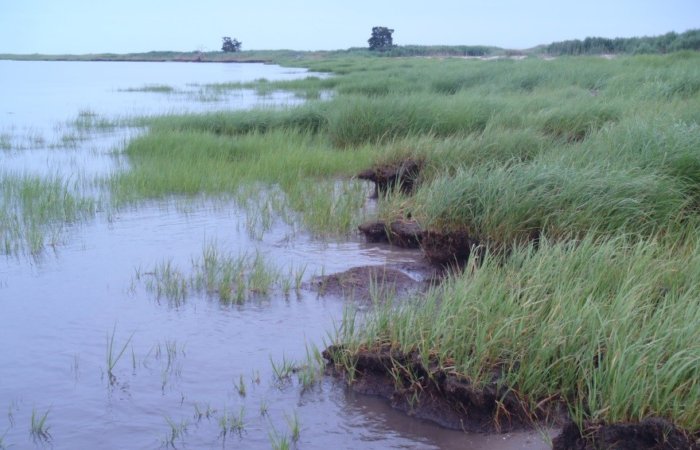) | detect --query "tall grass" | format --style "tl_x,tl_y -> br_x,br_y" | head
336,235 -> 700,430
108,51 -> 700,434
0,172 -> 97,255
412,163 -> 688,245
110,129 -> 372,235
